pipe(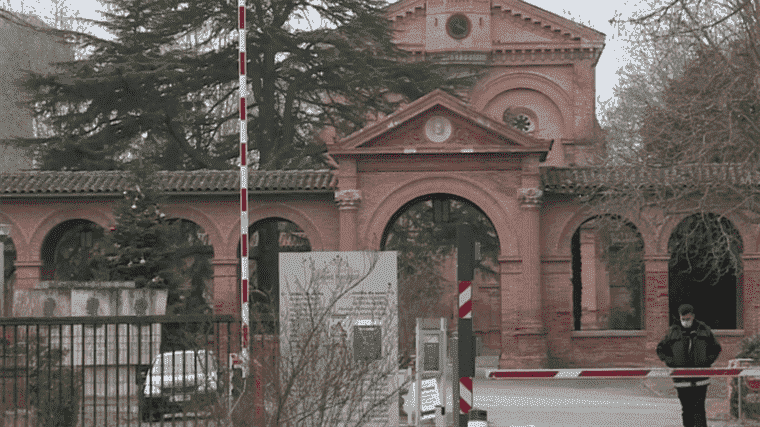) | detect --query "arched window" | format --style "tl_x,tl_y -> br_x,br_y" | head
572,216 -> 644,330
40,220 -> 105,281
668,213 -> 742,329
